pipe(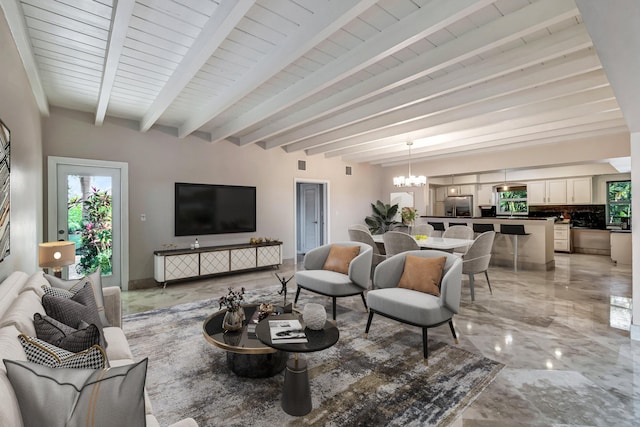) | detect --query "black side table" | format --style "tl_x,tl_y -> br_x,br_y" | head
255,313 -> 339,416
